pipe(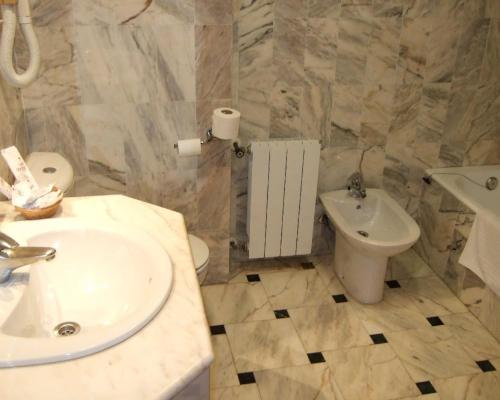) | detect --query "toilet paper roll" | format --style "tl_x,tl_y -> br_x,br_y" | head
176,139 -> 201,157
212,108 -> 240,140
